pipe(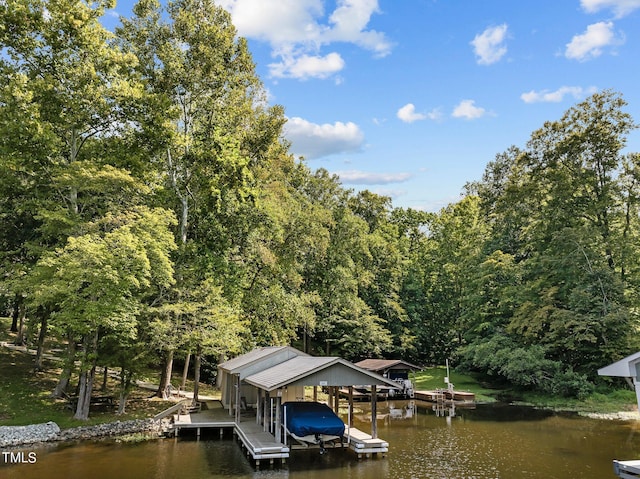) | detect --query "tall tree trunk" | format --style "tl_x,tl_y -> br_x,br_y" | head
74,331 -> 98,420
52,336 -> 77,398
117,367 -> 131,415
10,293 -> 22,332
156,349 -> 174,398
181,353 -> 191,391
34,311 -> 48,371
13,298 -> 26,346
101,366 -> 108,391
74,365 -> 96,420
192,347 -> 202,405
